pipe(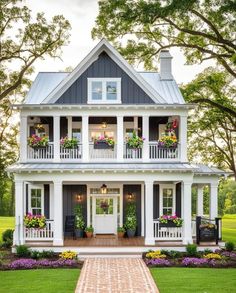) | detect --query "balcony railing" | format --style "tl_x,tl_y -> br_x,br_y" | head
124,144 -> 142,160
89,143 -> 117,160
60,144 -> 82,160
27,142 -> 54,160
149,142 -> 179,160
153,220 -> 182,240
24,220 -> 54,241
